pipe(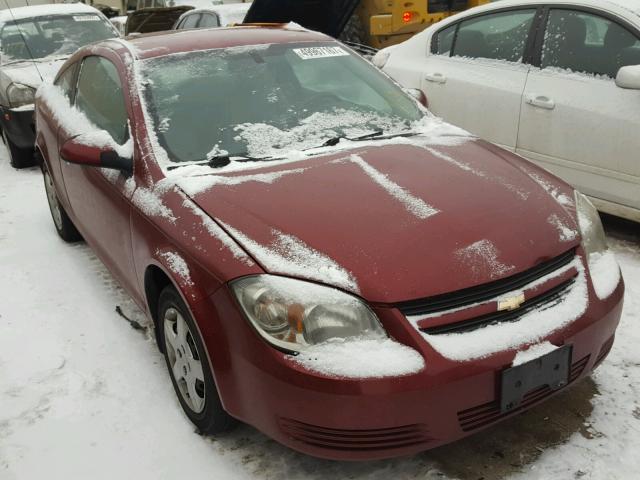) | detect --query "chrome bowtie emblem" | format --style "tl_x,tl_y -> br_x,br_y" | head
498,293 -> 525,311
